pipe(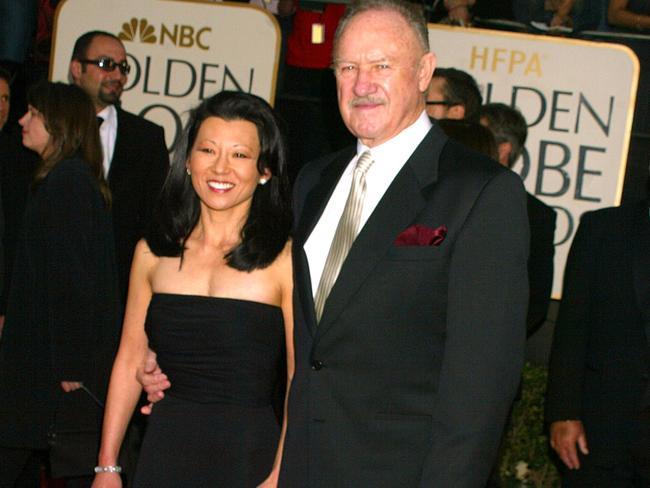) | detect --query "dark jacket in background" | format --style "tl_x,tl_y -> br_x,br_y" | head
546,202 -> 650,466
526,193 -> 556,336
109,107 -> 168,301
0,129 -> 38,314
0,157 -> 121,449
